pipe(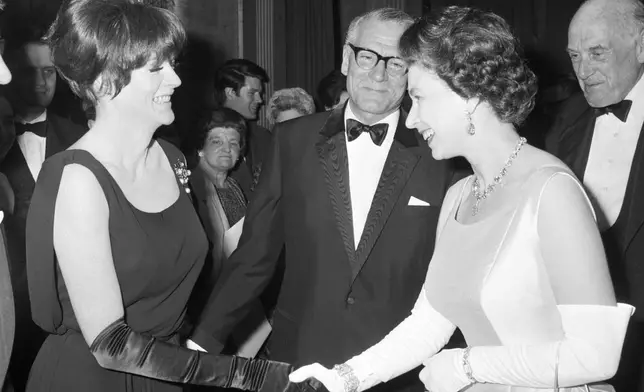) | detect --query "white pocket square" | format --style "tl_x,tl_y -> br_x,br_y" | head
408,196 -> 430,206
